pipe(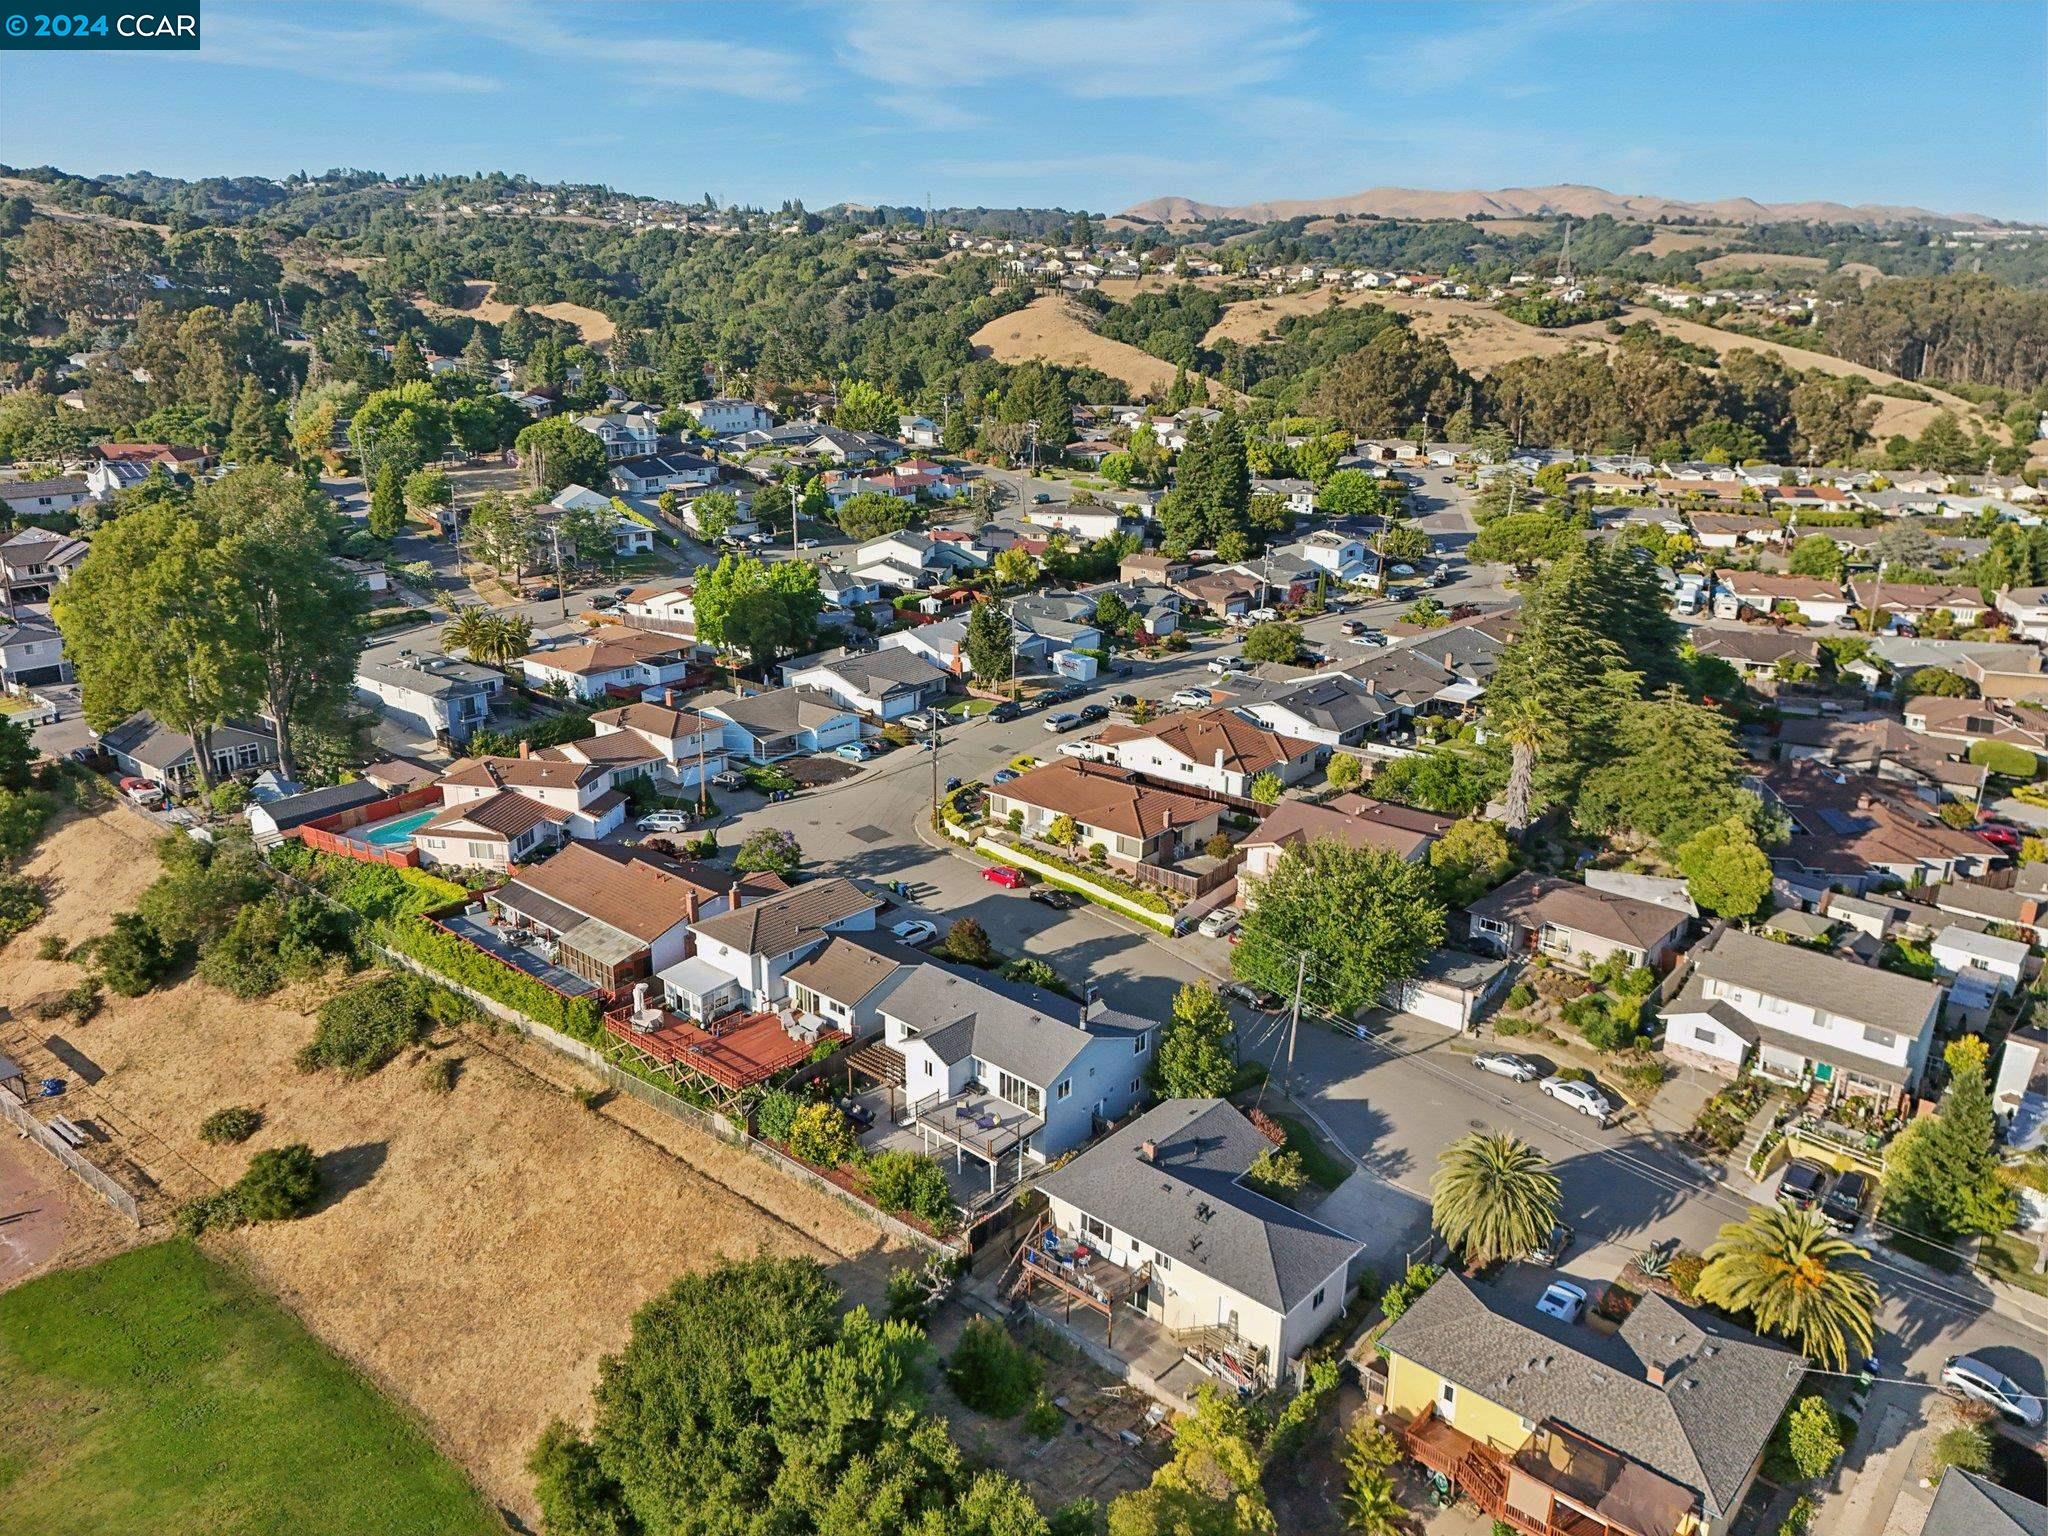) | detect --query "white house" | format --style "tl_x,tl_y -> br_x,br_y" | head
1717,574 -> 1853,626
684,398 -> 773,436
657,878 -> 881,1020
700,685 -> 866,761
1277,529 -> 1373,584
622,579 -> 697,634
0,477 -> 91,519
1660,928 -> 1943,1103
1033,1099 -> 1364,1390
1096,709 -> 1319,798
587,701 -> 729,788
576,412 -> 660,462
785,647 -> 951,721
1024,503 -> 1127,542
611,453 -> 718,497
1931,924 -> 2028,1003
422,751 -> 631,868
518,627 -> 697,701
896,414 -> 941,448
0,616 -> 70,690
1251,478 -> 1316,518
